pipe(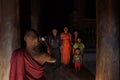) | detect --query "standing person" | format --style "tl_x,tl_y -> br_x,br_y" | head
72,30 -> 79,44
9,29 -> 56,80
48,28 -> 61,68
73,37 -> 85,55
60,27 -> 72,65
72,48 -> 82,72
